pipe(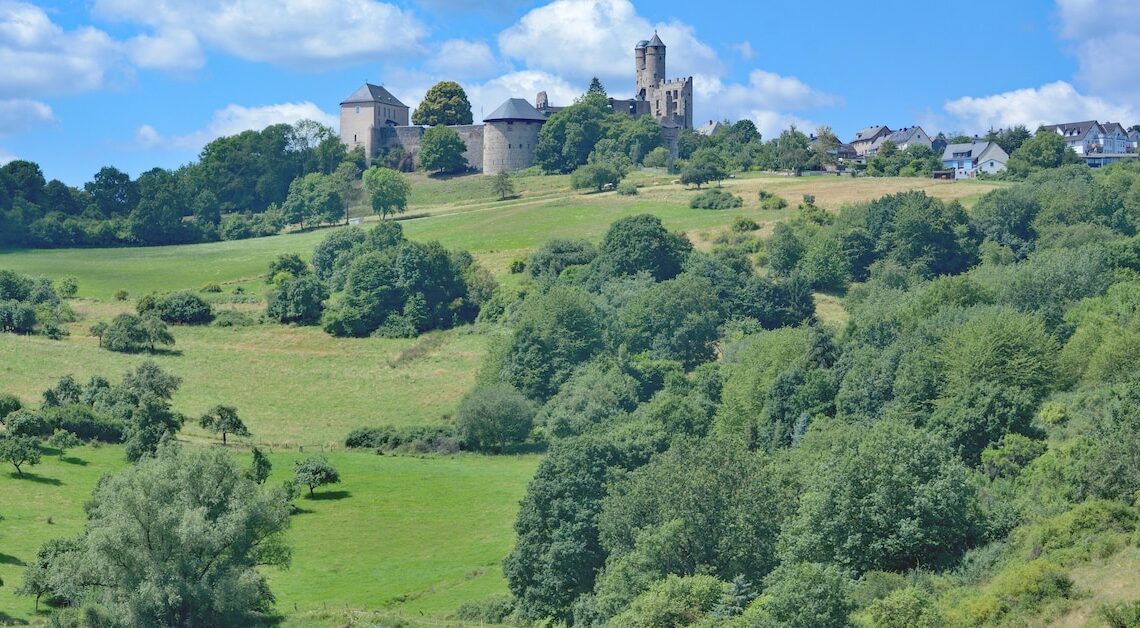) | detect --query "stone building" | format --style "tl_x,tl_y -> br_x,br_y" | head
482,98 -> 547,175
338,33 -> 694,173
339,83 -> 409,163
